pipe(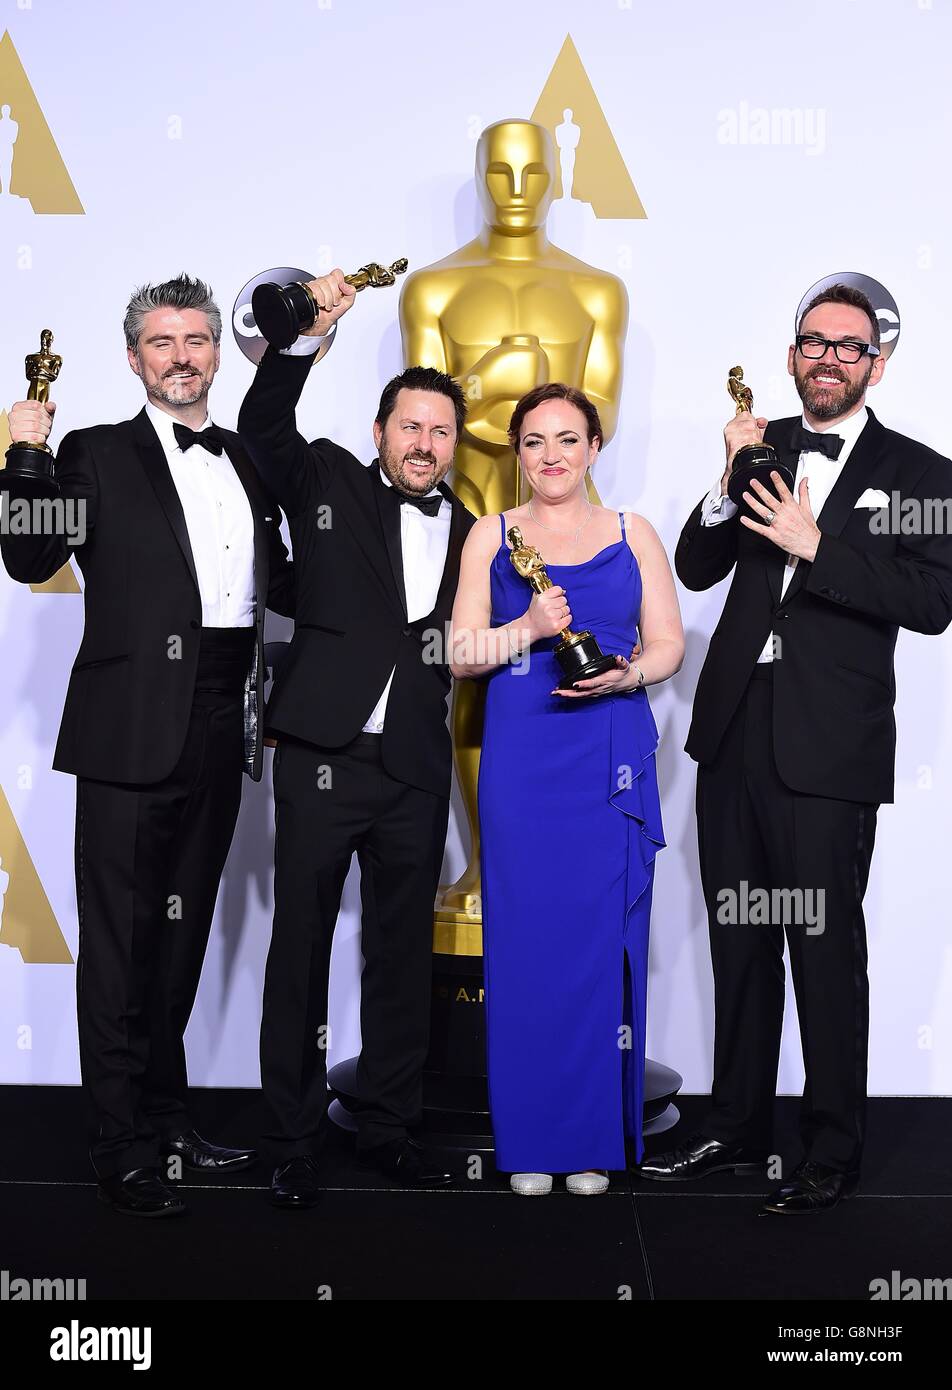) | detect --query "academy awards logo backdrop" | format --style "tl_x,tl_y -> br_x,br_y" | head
531,34 -> 645,218
0,783 -> 71,963
0,31 -> 81,963
0,31 -> 81,592
0,31 -> 83,214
